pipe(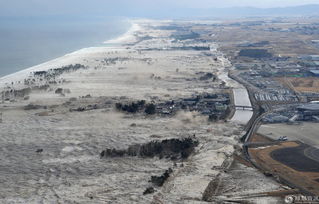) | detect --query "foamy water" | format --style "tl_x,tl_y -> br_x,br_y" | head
104,23 -> 142,44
